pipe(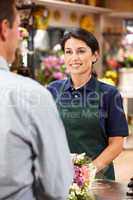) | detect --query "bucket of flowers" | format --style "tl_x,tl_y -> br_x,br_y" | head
36,54 -> 67,85
68,153 -> 96,200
